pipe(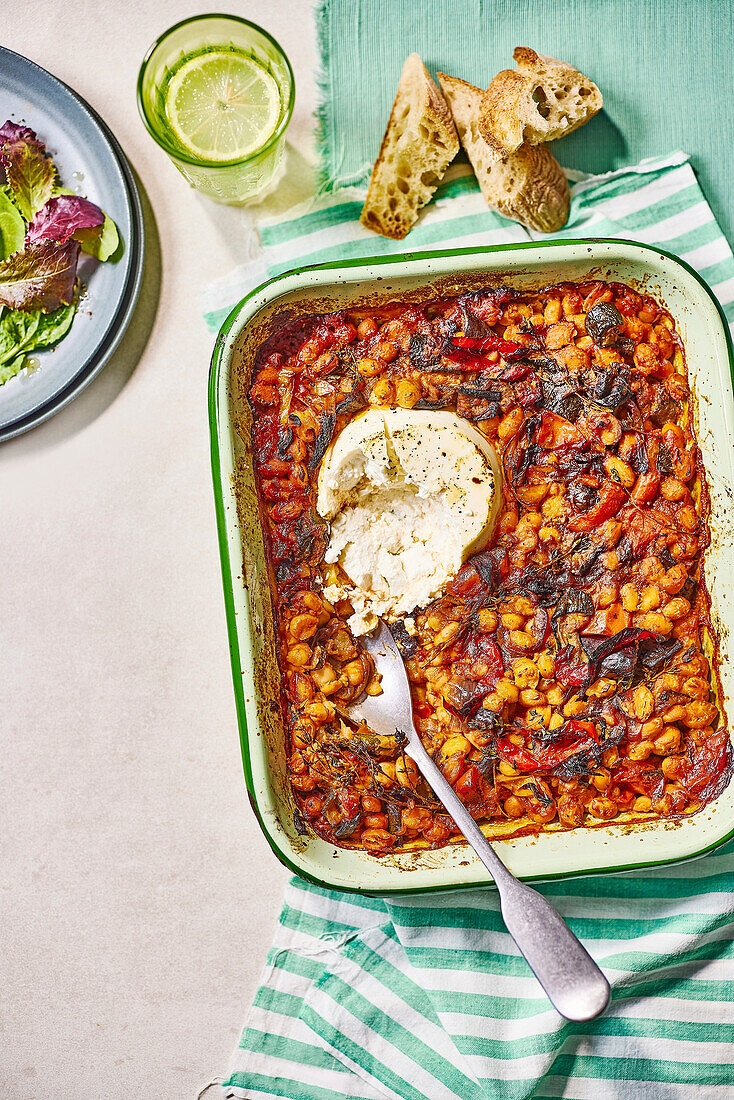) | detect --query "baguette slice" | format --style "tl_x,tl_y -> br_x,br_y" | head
360,53 -> 459,240
479,47 -> 602,156
437,72 -> 570,234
